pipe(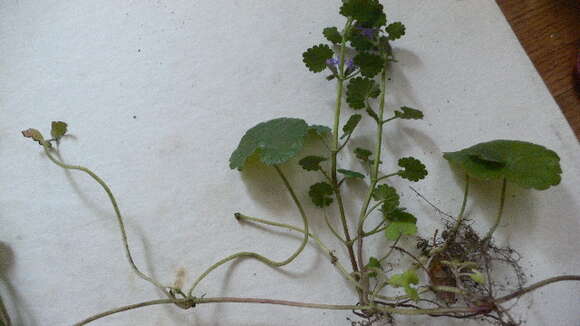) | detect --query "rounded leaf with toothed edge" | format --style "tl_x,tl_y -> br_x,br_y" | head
373,184 -> 399,212
340,0 -> 386,27
229,118 -> 310,170
309,182 -> 334,208
302,44 -> 334,73
443,140 -> 562,190
384,208 -> 417,240
346,77 -> 380,109
323,27 -> 342,44
354,52 -> 384,78
299,156 -> 327,171
398,157 -> 428,182
386,22 -> 406,40
51,121 -> 68,141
